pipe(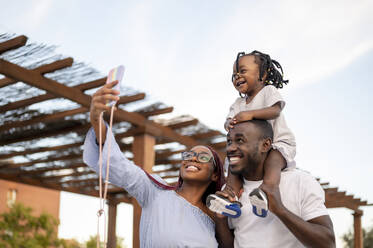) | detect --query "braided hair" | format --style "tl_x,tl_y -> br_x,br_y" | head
233,50 -> 289,89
